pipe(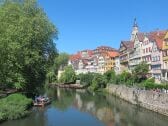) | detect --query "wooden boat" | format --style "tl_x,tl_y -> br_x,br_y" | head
33,100 -> 51,107
33,97 -> 51,107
